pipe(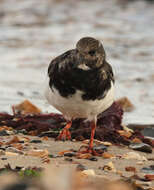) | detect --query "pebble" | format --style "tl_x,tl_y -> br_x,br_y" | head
1,157 -> 7,160
30,139 -> 42,143
88,157 -> 98,161
81,169 -> 96,176
5,152 -> 19,156
76,164 -> 88,171
101,161 -> 116,173
102,152 -> 114,159
64,152 -> 76,157
49,154 -> 58,158
0,150 -> 5,156
125,166 -> 136,172
129,143 -> 152,153
0,130 -> 10,136
16,129 -> 28,135
145,174 -> 154,181
0,147 -> 6,151
122,152 -> 147,161
64,158 -> 73,162
6,147 -> 23,154
141,165 -> 154,174
19,141 -> 25,144
93,144 -> 107,153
